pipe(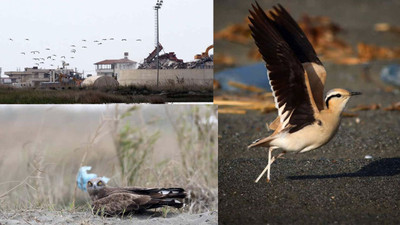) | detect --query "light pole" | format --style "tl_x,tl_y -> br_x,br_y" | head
154,0 -> 163,87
